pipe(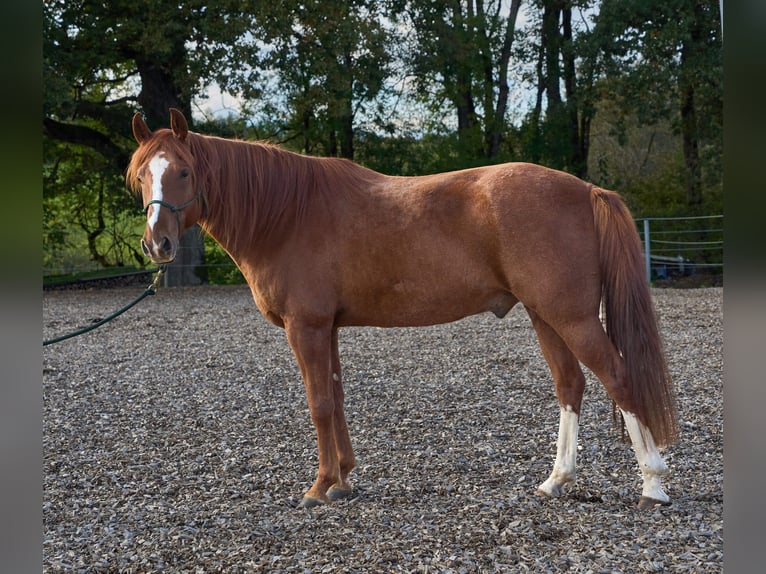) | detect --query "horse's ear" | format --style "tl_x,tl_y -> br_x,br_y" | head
169,108 -> 189,142
132,112 -> 153,144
